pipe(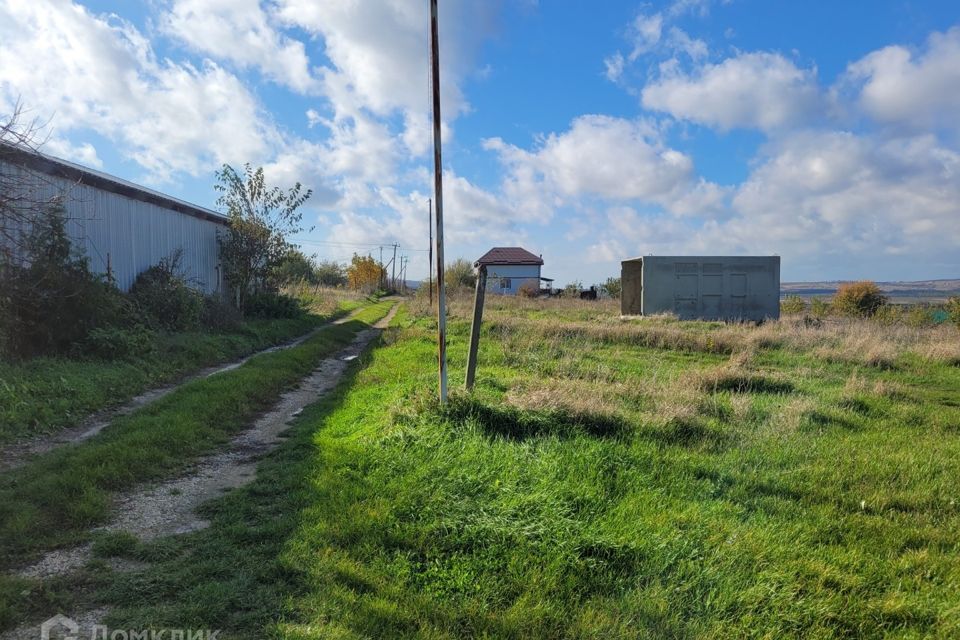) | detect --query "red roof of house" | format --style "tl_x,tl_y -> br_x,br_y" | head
475,247 -> 544,266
